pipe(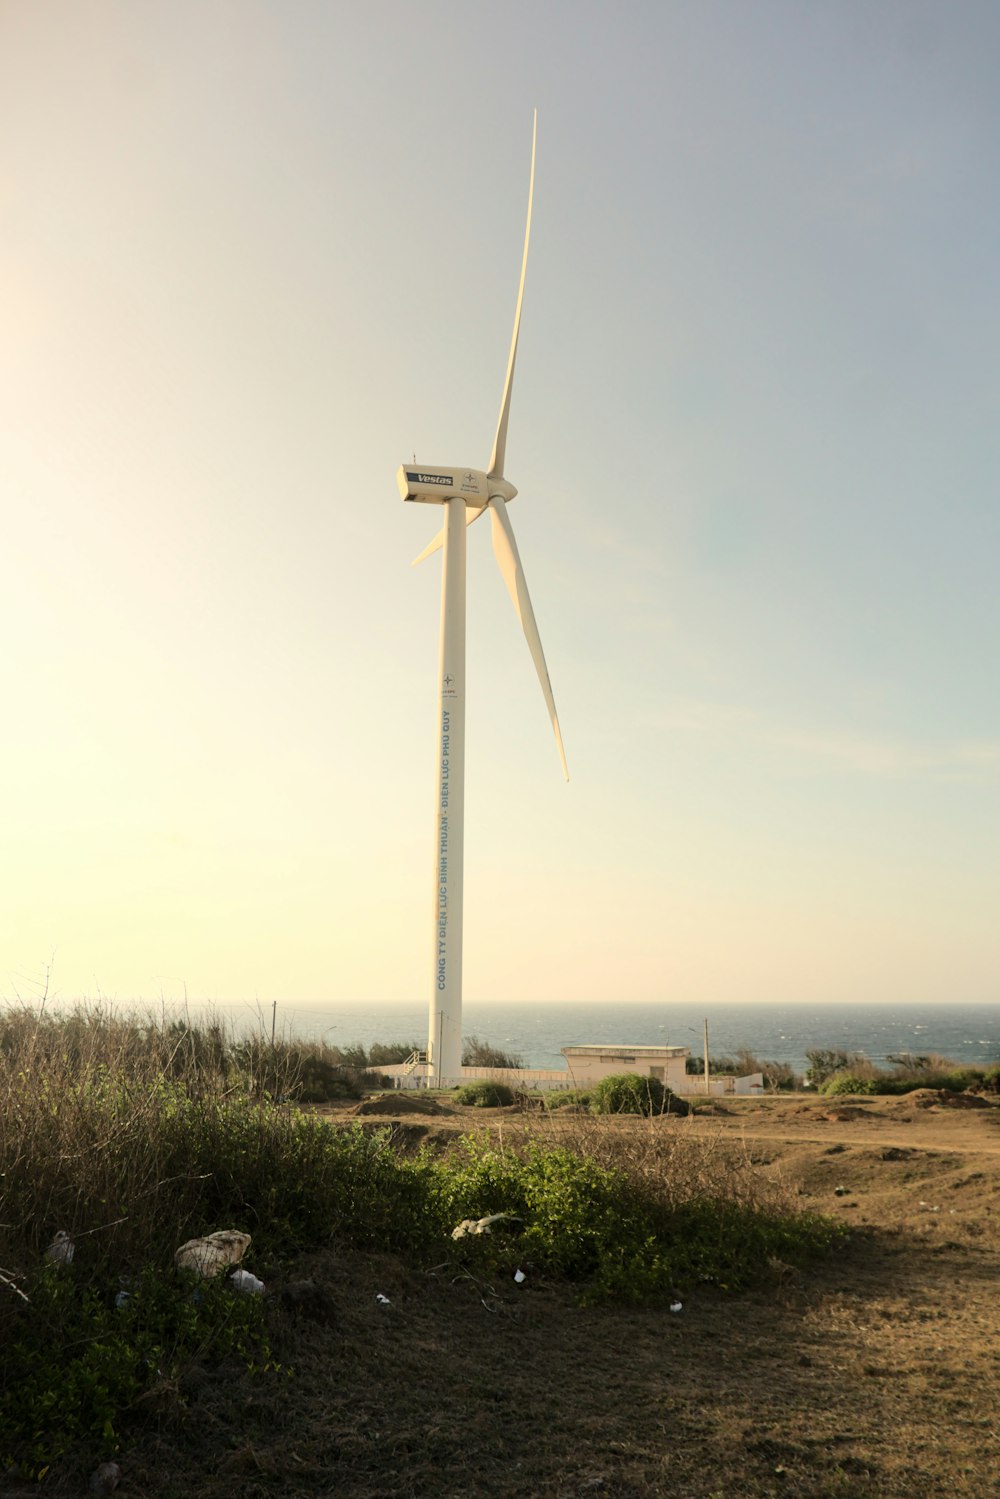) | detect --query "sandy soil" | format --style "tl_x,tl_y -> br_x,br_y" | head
91,1095 -> 1000,1499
